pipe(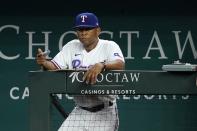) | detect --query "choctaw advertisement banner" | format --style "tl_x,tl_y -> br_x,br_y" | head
1,15 -> 197,131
